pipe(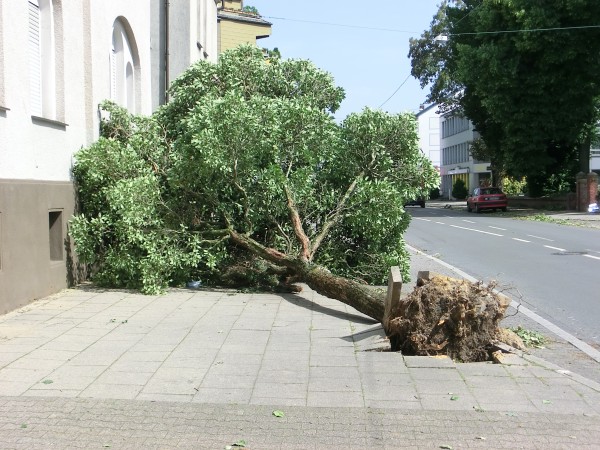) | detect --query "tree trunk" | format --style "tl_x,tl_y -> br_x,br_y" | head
228,229 -> 385,323
300,266 -> 384,323
579,133 -> 591,174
